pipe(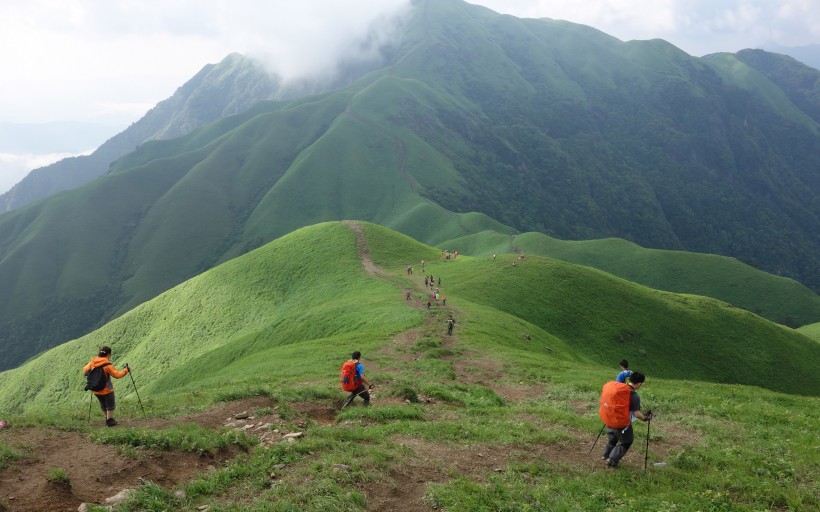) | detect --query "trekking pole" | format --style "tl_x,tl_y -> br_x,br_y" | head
88,393 -> 94,422
125,364 -> 146,418
644,414 -> 652,471
589,424 -> 606,454
341,385 -> 374,409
